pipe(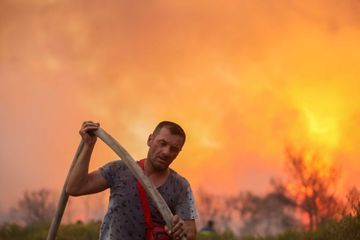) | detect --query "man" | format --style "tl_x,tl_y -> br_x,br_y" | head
200,220 -> 215,233
66,121 -> 197,240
